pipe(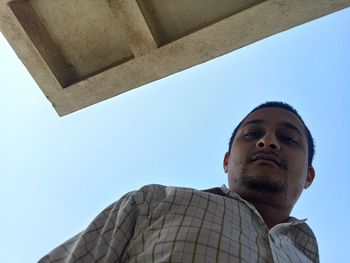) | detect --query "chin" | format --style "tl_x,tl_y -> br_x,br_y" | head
249,165 -> 284,180
240,174 -> 286,194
